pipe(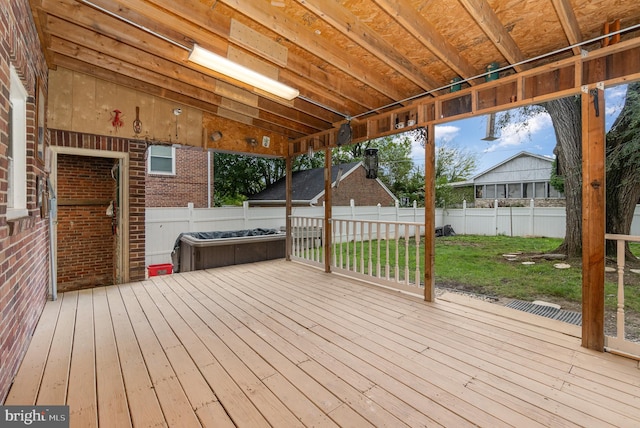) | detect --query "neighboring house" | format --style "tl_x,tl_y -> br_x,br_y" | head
146,145 -> 214,208
452,151 -> 565,207
248,162 -> 398,207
